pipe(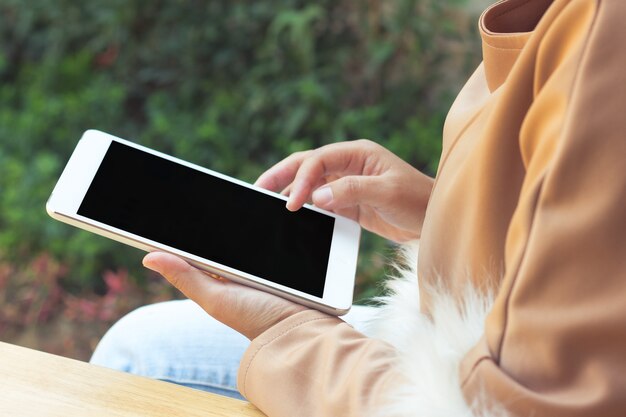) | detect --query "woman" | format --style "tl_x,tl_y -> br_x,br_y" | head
91,0 -> 626,415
